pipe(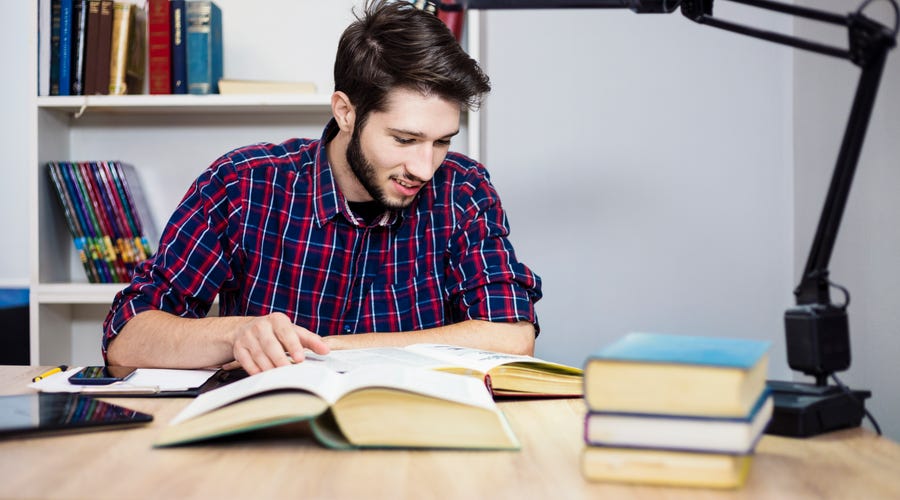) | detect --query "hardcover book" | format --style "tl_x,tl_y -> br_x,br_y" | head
185,1 -> 222,94
108,2 -> 146,95
581,446 -> 753,489
58,0 -> 74,96
155,363 -> 520,450
94,0 -> 115,95
147,0 -> 171,94
584,391 -> 773,454
584,333 -> 770,417
169,0 -> 188,93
